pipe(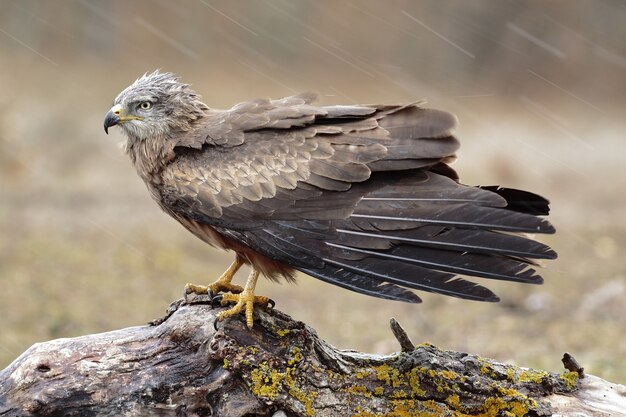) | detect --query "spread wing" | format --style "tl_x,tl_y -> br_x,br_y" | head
160,93 -> 556,303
